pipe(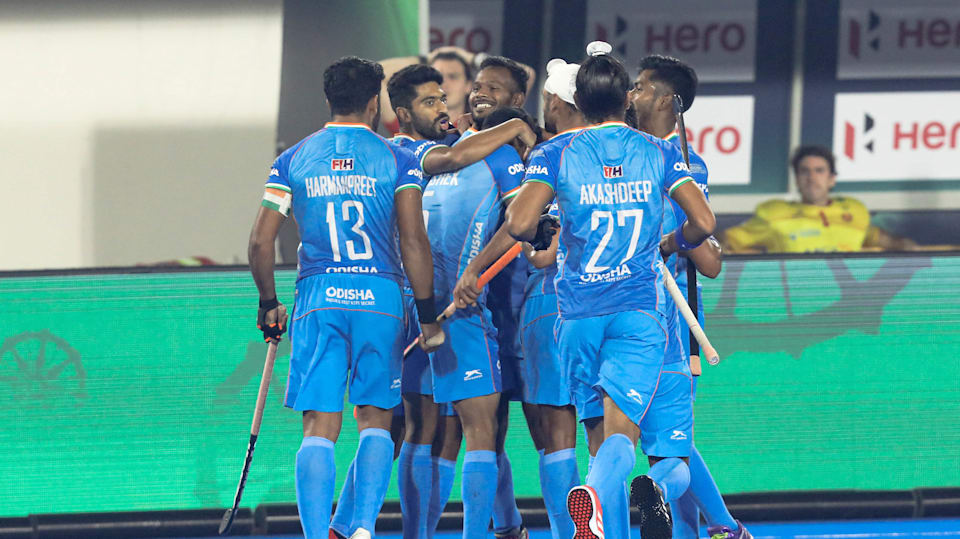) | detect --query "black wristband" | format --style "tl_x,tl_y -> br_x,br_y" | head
259,297 -> 279,310
415,296 -> 439,324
